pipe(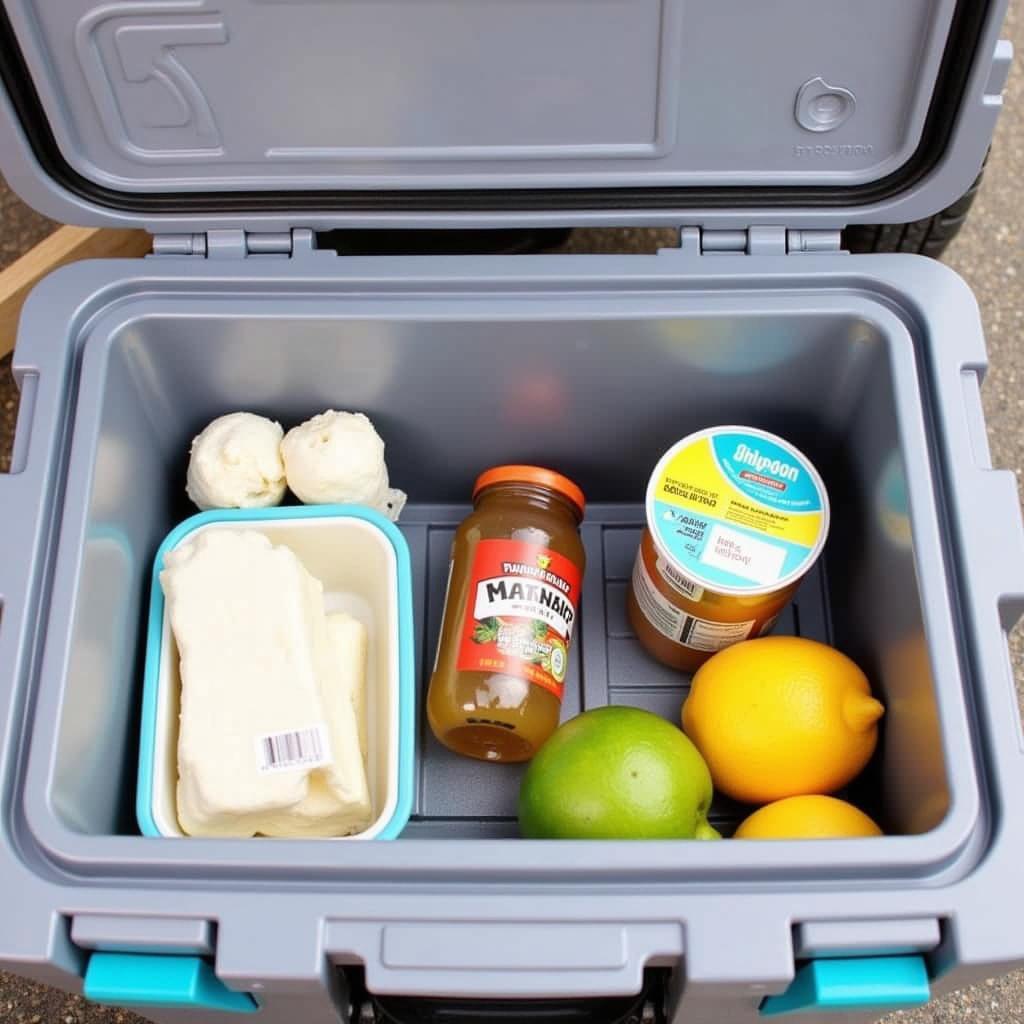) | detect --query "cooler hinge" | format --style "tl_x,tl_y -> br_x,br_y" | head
679,226 -> 843,255
151,228 -> 316,258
